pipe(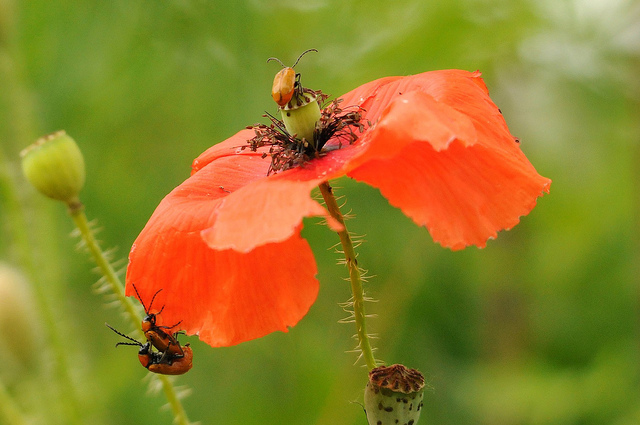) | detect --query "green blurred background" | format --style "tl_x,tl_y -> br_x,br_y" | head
1,0 -> 638,424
